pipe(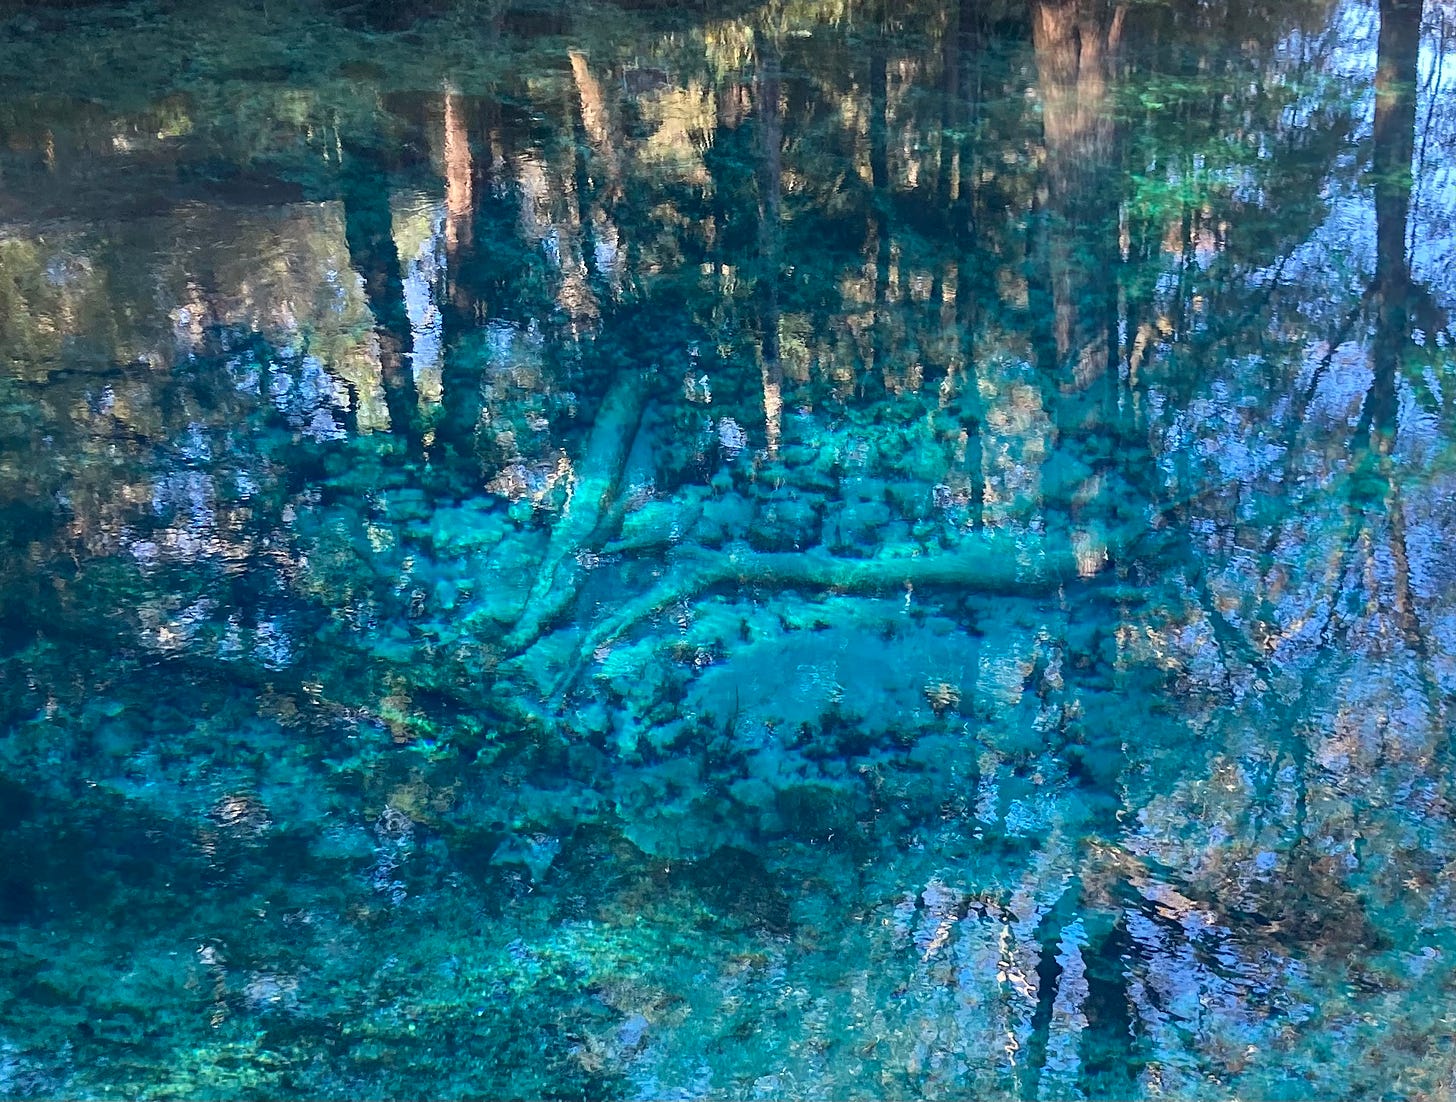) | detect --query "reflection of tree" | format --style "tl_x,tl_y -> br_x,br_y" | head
1108,0 -> 1456,1091
1369,0 -> 1422,448
343,140 -> 421,448
1030,0 -> 1122,387
754,32 -> 785,456
1360,0 -> 1444,705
